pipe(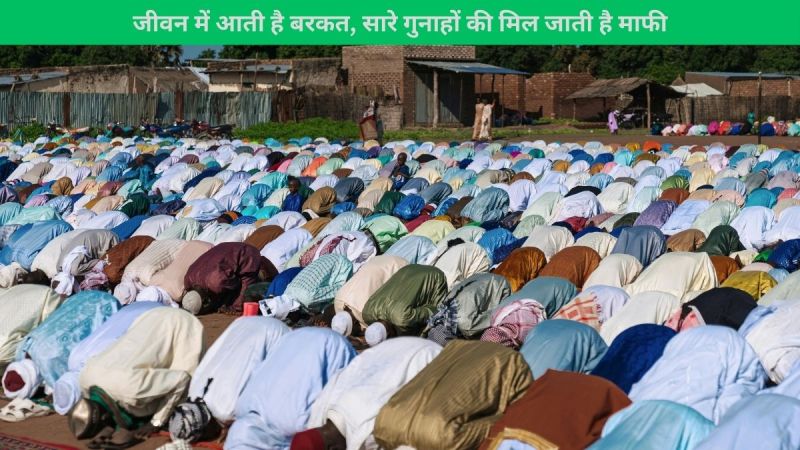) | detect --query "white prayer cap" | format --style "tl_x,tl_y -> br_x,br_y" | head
181,291 -> 203,315
331,311 -> 353,337
2,359 -> 42,399
365,322 -> 388,347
